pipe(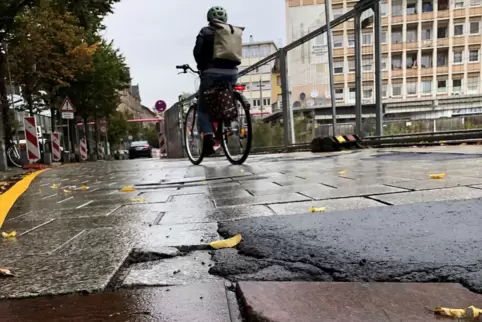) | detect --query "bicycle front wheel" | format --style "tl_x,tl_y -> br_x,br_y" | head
184,104 -> 204,165
7,146 -> 22,168
221,93 -> 252,165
